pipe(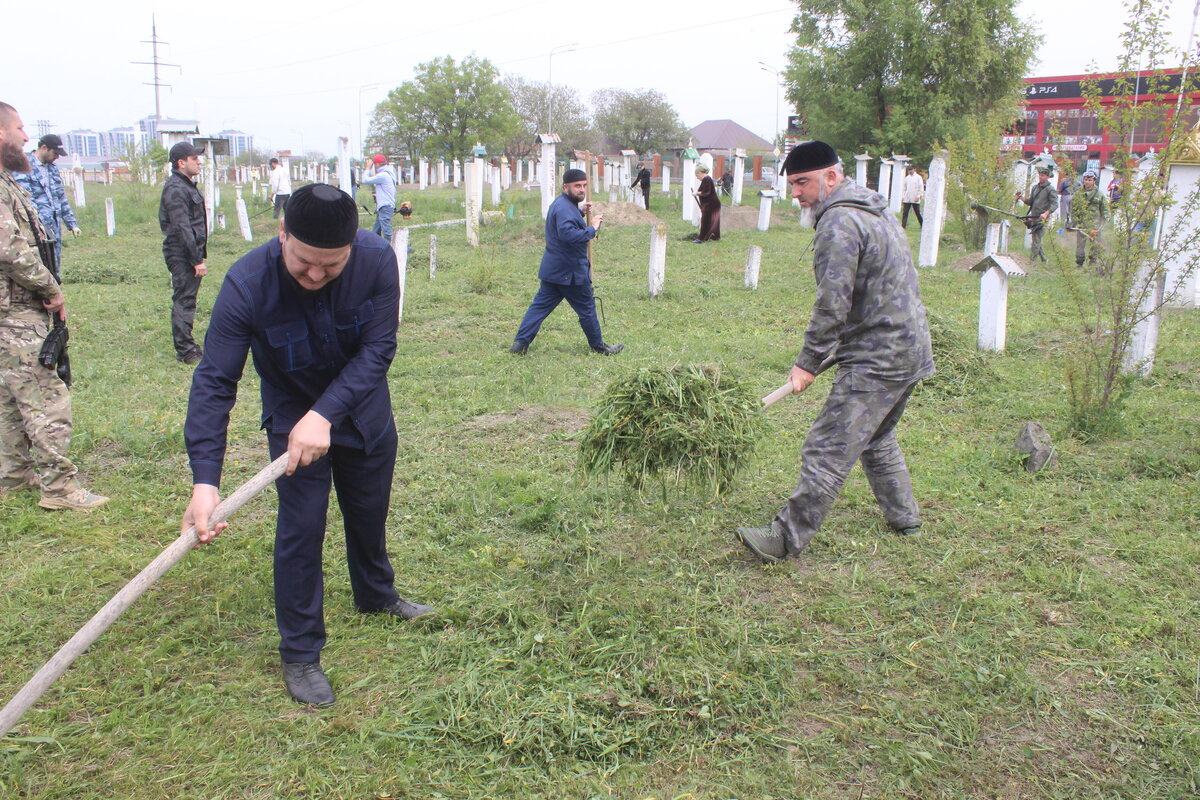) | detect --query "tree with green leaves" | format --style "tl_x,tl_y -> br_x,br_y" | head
368,55 -> 518,161
784,0 -> 1039,162
501,76 -> 593,160
591,88 -> 688,155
